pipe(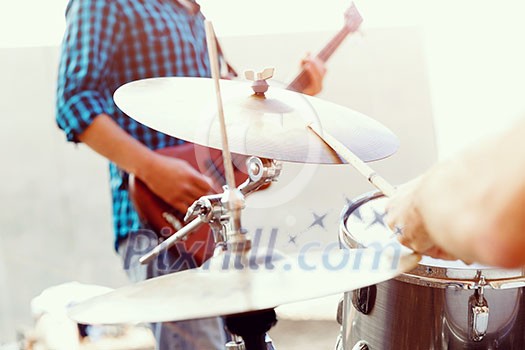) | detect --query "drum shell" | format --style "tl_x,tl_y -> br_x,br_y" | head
339,194 -> 525,350
340,279 -> 525,350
